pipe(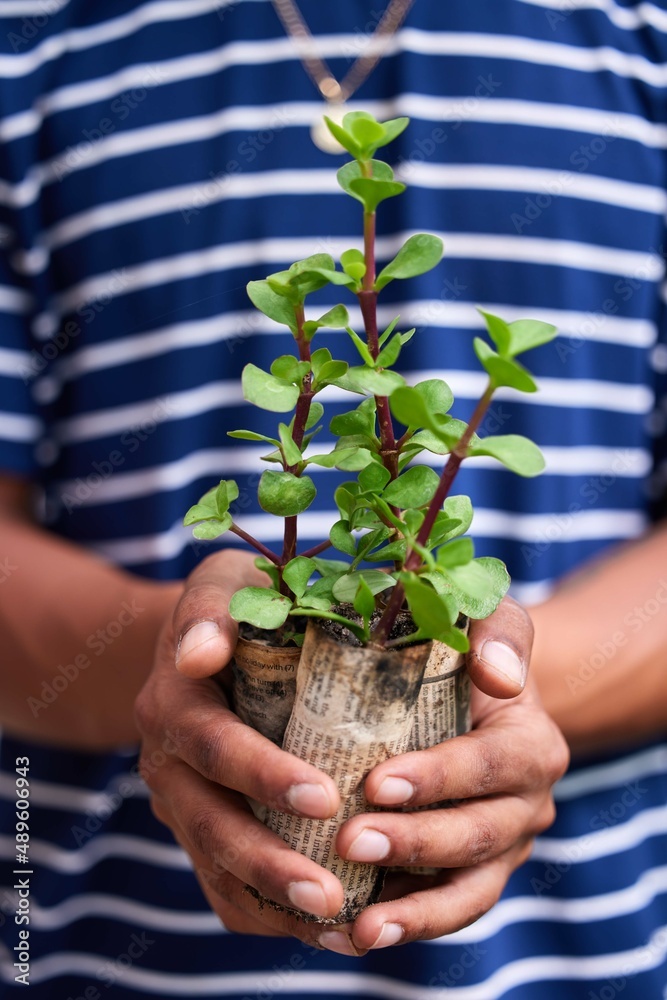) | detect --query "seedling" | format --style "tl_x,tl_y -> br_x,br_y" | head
185,112 -> 556,651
